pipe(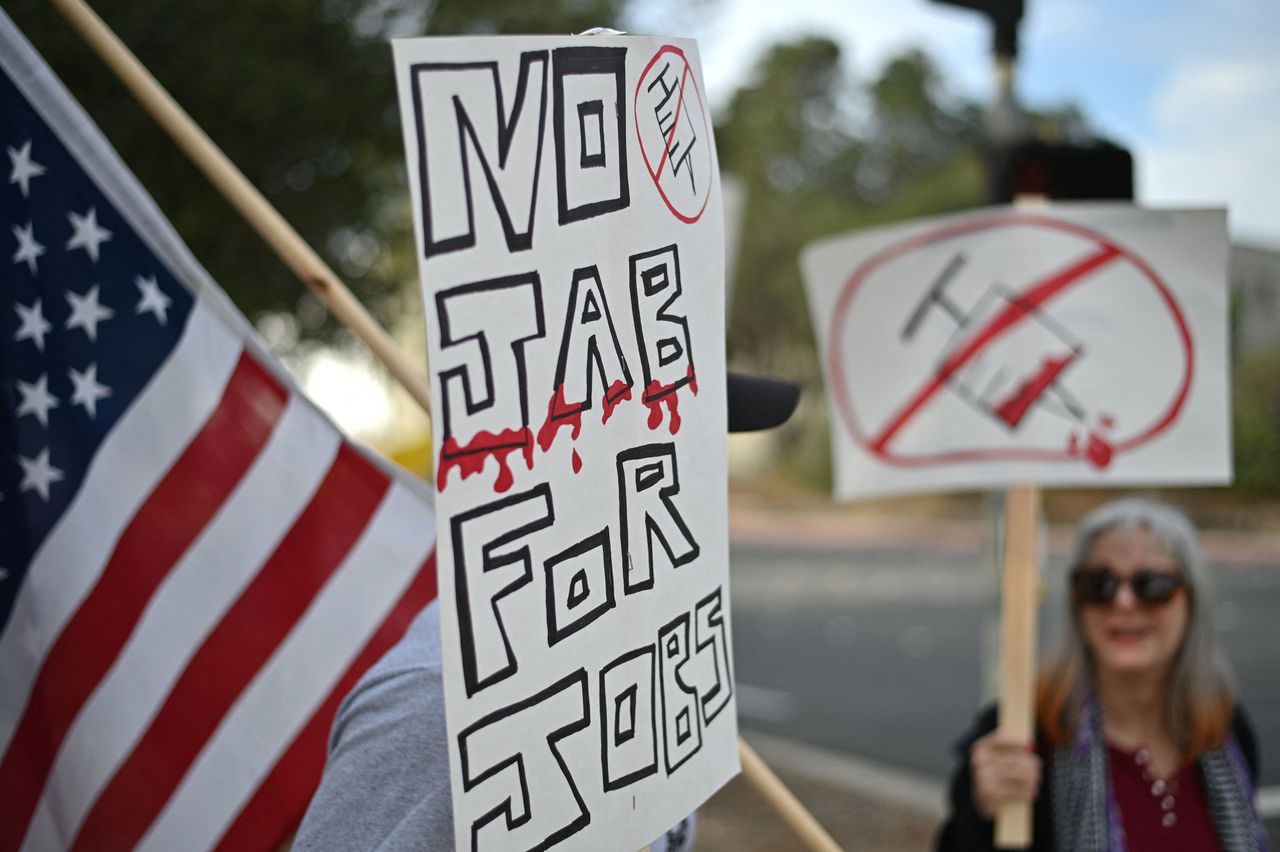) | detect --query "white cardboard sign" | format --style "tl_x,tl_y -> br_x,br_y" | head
802,205 -> 1231,500
394,35 -> 736,851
